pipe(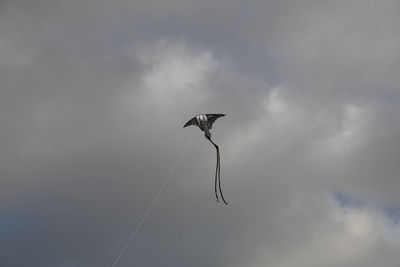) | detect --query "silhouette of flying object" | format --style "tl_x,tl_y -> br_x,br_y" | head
183,113 -> 228,204
183,114 -> 225,139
